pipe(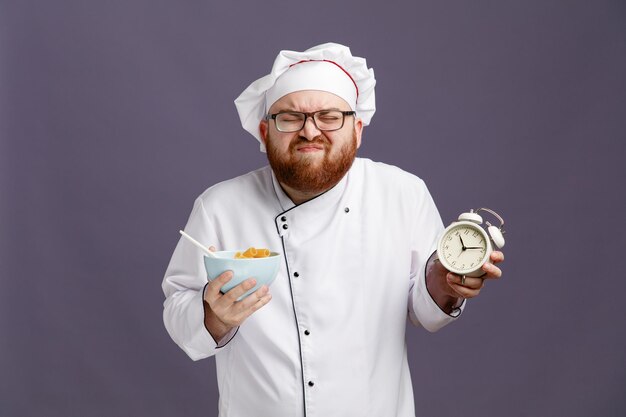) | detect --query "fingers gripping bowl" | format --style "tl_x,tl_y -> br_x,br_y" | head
203,251 -> 281,299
